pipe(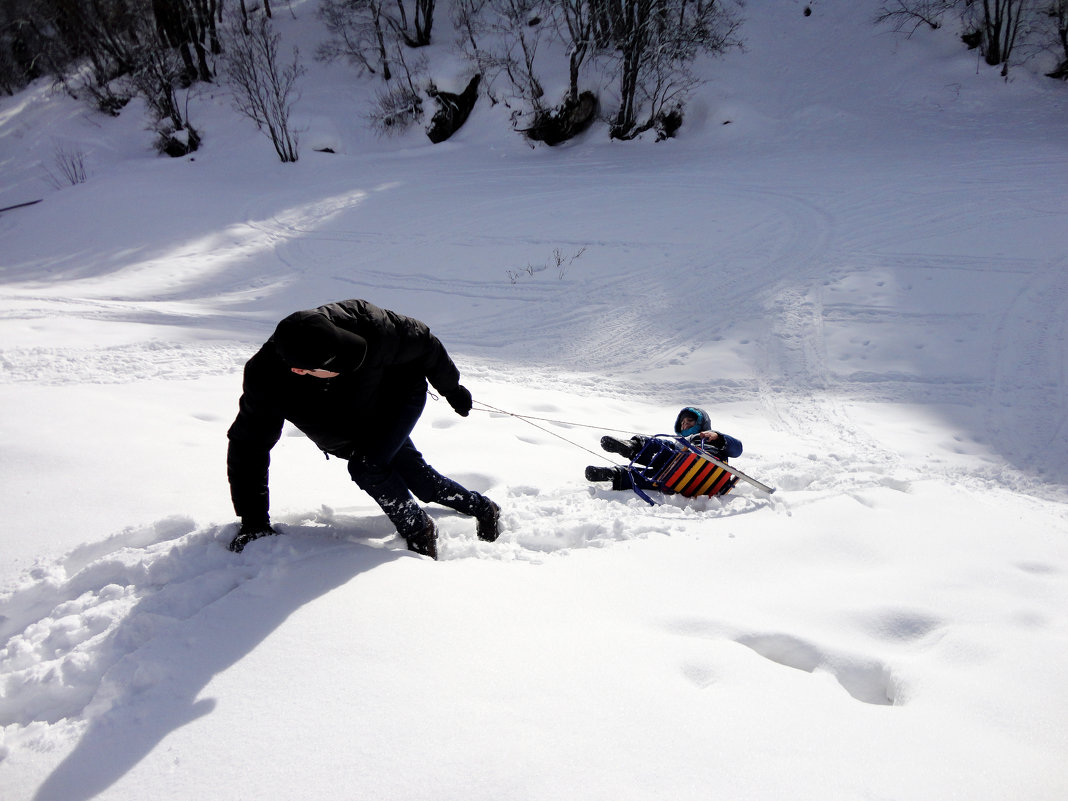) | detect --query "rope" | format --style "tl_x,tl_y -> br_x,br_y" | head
471,401 -> 636,434
427,391 -> 636,464
469,399 -> 631,464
